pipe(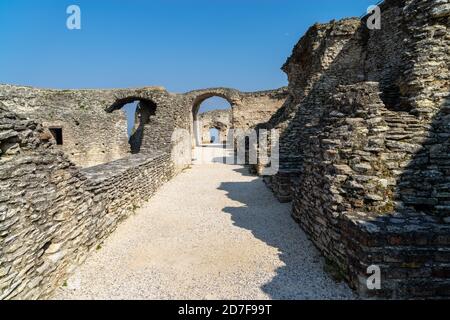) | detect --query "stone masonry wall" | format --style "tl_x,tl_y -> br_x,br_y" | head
261,18 -> 363,201
232,89 -> 289,133
0,85 -> 193,169
260,0 -> 450,298
0,85 -> 131,168
0,84 -> 288,299
0,104 -> 174,299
